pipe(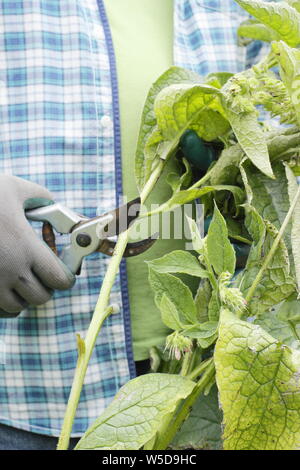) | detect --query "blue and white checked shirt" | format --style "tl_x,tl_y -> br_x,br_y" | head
0,0 -> 265,436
